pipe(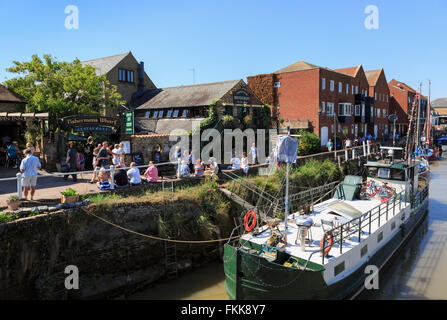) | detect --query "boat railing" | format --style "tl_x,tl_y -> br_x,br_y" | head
321,183 -> 429,264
